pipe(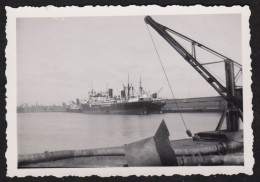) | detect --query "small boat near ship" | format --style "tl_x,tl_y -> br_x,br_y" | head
18,16 -> 244,168
66,99 -> 82,113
